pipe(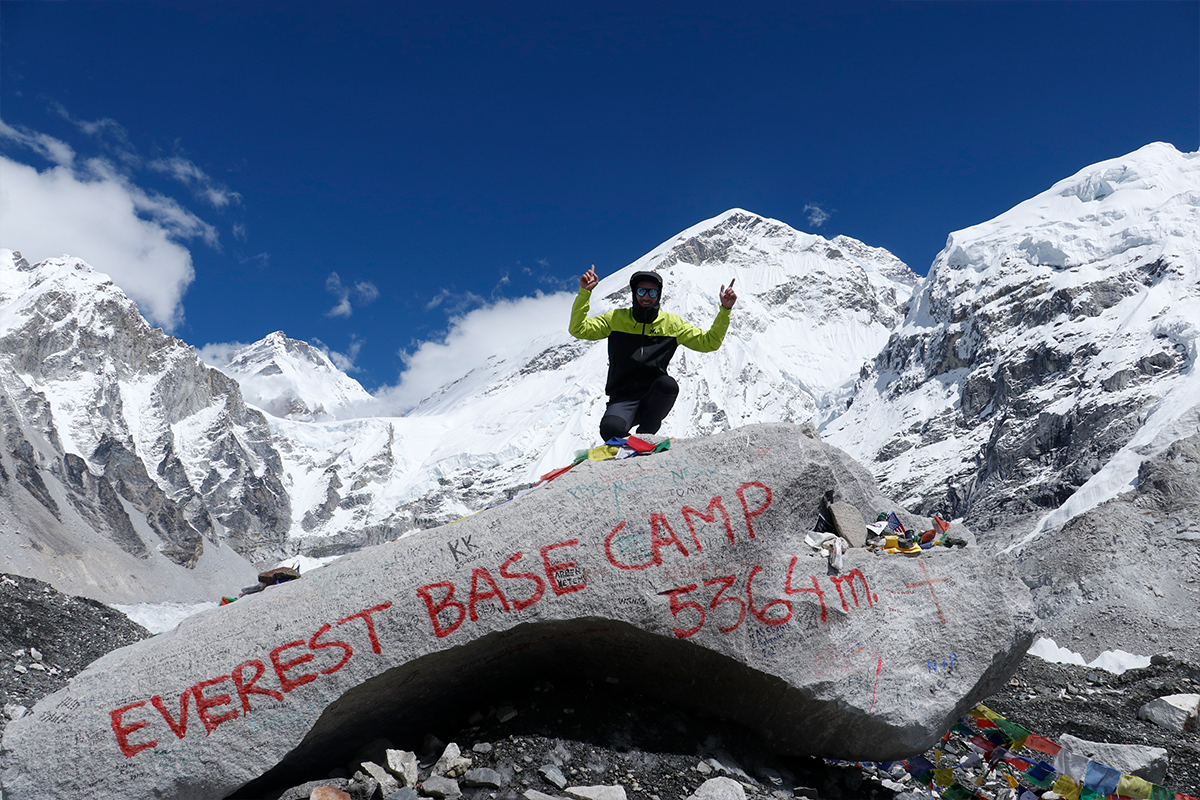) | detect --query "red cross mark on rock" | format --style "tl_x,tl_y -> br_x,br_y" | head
906,561 -> 948,625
